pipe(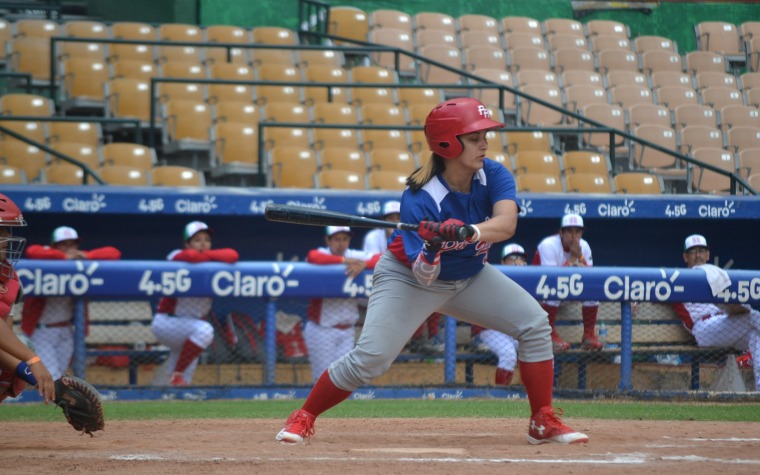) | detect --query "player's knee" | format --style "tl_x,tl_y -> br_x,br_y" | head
331,349 -> 394,388
192,321 -> 215,348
